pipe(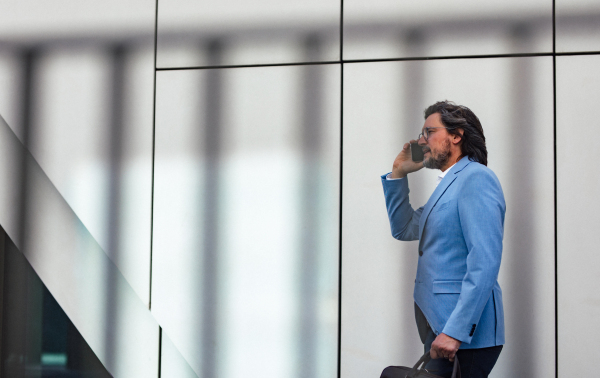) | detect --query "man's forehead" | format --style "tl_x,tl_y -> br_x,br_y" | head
422,113 -> 443,130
